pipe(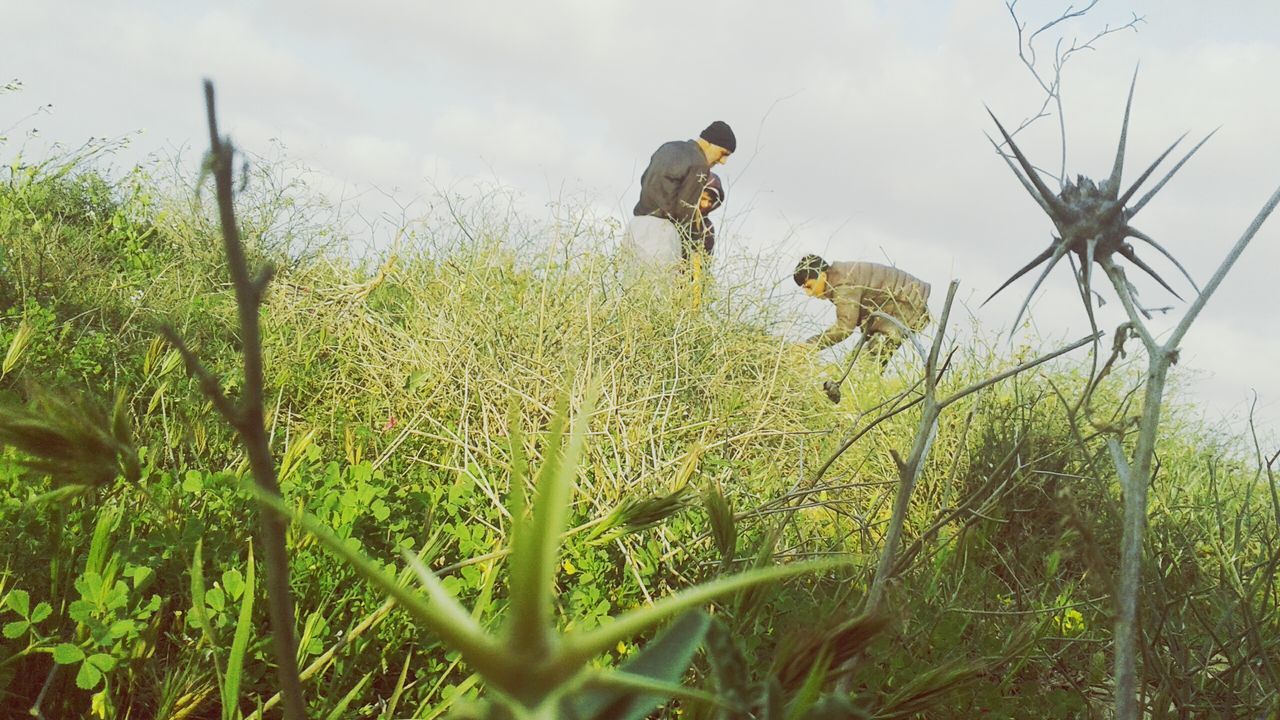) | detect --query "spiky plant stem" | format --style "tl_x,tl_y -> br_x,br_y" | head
1102,184 -> 1280,720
